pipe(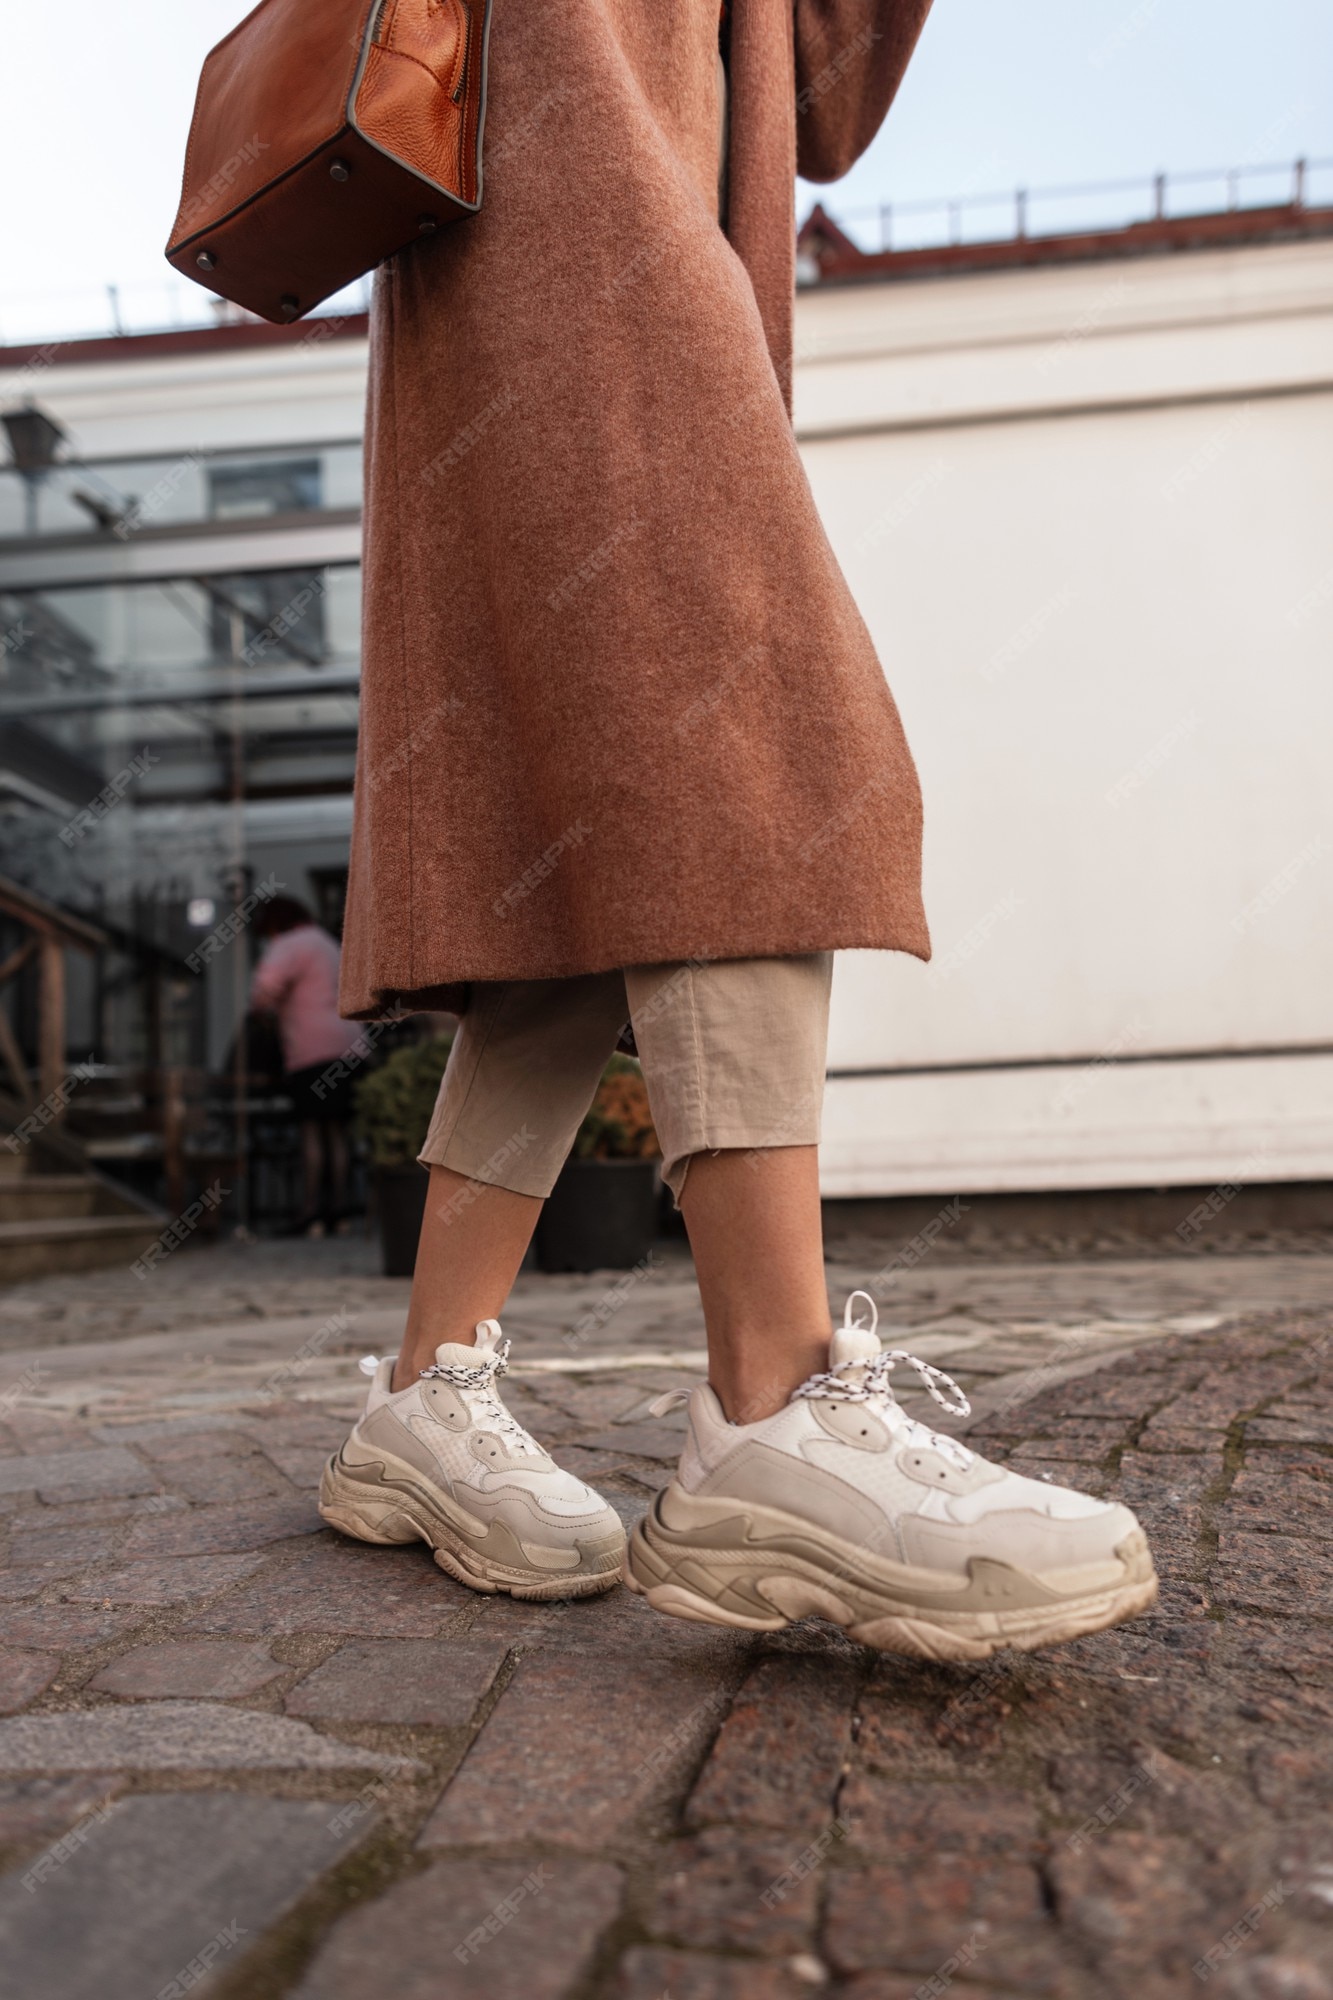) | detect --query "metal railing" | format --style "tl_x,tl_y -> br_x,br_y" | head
805,155 -> 1333,257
